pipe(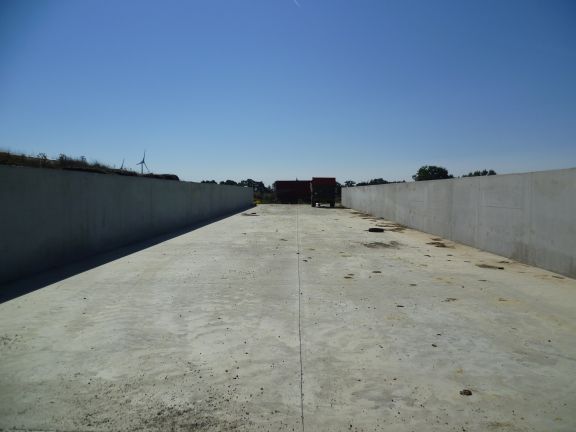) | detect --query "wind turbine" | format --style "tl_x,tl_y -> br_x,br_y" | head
137,151 -> 149,174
